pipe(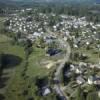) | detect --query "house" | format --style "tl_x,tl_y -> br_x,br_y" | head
88,76 -> 94,85
86,41 -> 90,45
44,36 -> 56,44
75,68 -> 82,74
41,86 -> 51,96
70,63 -> 83,73
89,64 -> 95,69
89,64 -> 100,69
76,76 -> 85,85
70,64 -> 75,71
73,44 -> 78,48
88,76 -> 100,85
94,77 -> 100,85
79,62 -> 87,68
63,37 -> 67,41
33,32 -> 41,37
